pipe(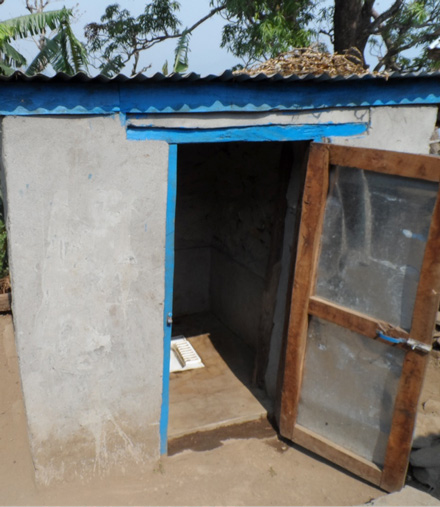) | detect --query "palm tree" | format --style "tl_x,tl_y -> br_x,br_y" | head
0,7 -> 88,76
